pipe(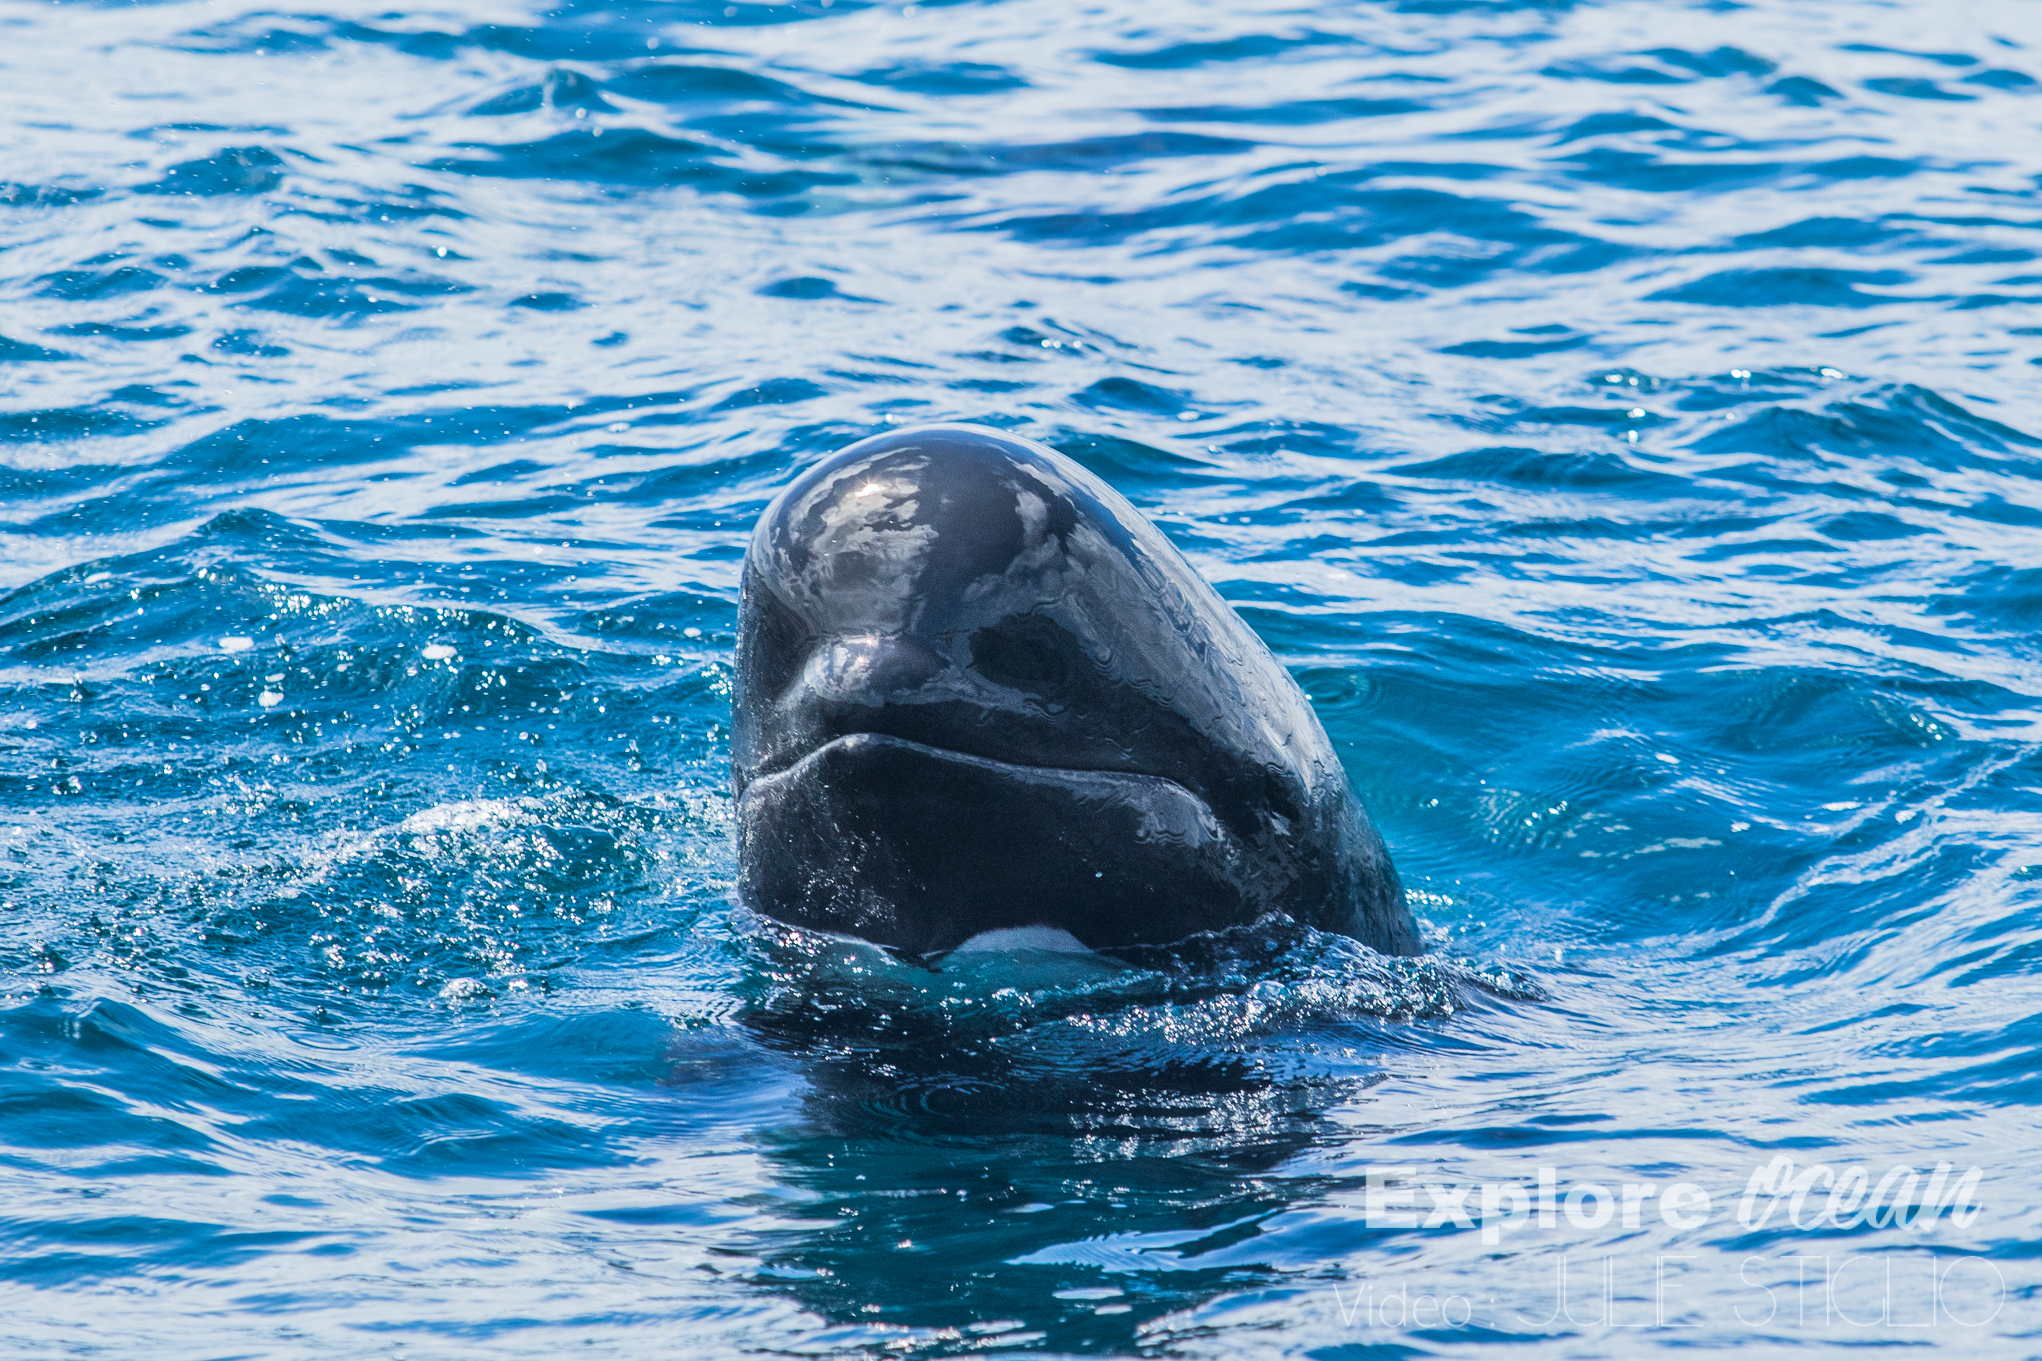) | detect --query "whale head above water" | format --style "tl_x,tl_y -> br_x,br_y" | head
731,423 -> 1420,958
